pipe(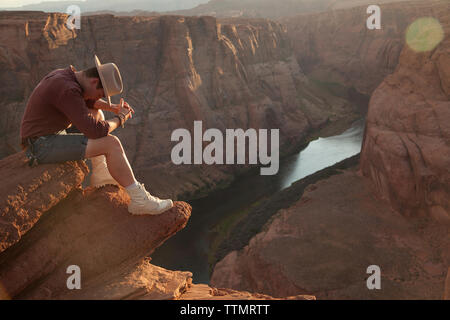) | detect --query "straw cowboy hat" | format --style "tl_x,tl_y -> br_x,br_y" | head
94,55 -> 123,106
